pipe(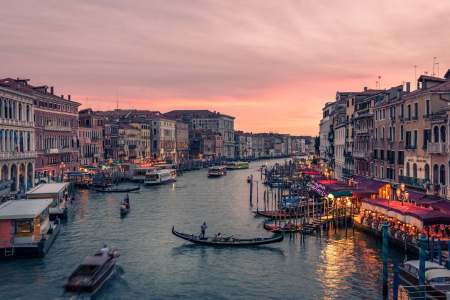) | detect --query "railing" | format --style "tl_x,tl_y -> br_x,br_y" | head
427,142 -> 447,154
44,125 -> 73,132
0,151 -> 37,160
399,175 -> 428,189
0,119 -> 33,128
